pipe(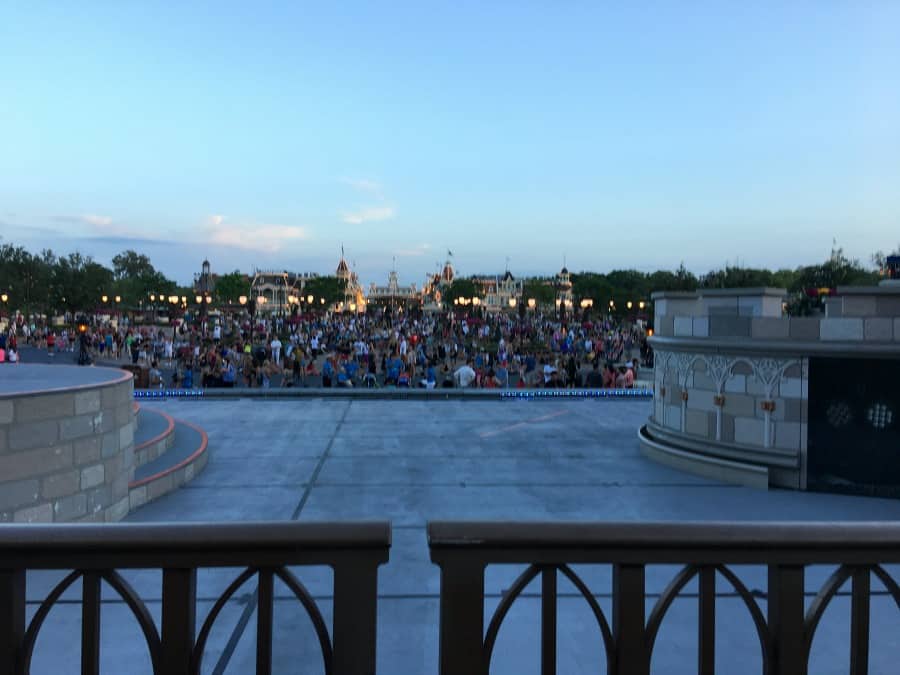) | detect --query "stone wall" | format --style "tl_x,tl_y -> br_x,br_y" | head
0,373 -> 134,522
644,286 -> 900,490
649,350 -> 807,487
